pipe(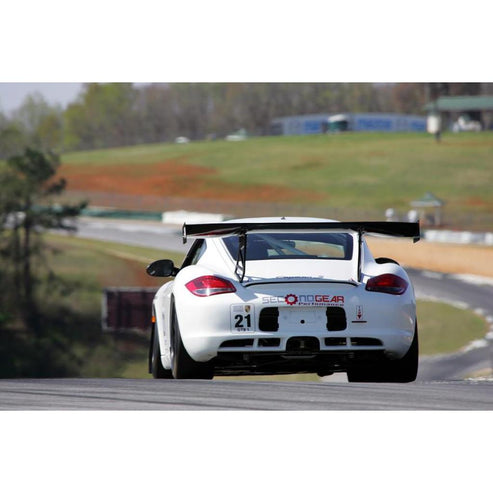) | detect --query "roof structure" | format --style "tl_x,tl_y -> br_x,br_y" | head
410,192 -> 444,208
424,96 -> 493,112
410,192 -> 444,227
